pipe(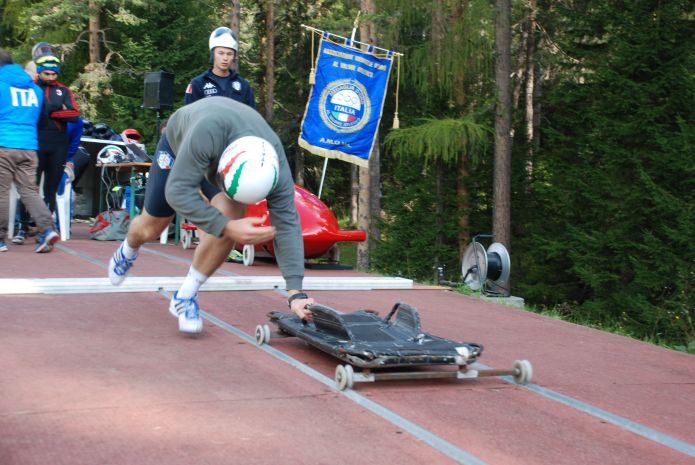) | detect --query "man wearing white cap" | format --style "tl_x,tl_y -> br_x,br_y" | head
184,27 -> 256,108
